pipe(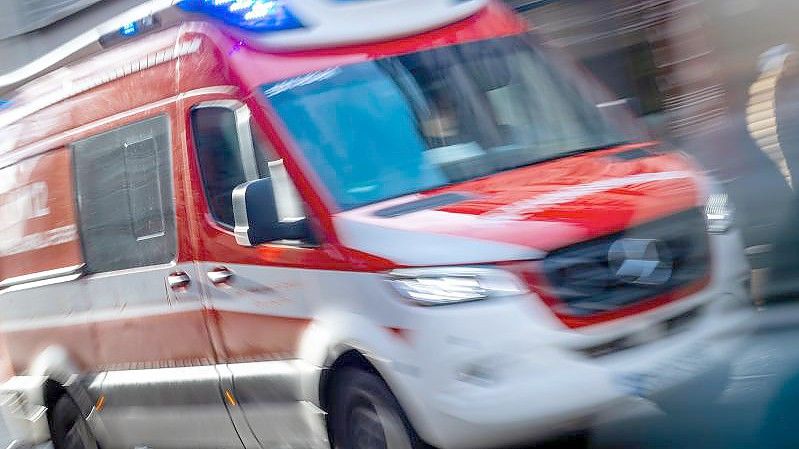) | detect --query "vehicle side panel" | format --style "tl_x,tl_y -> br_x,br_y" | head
0,148 -> 82,281
0,27 -> 181,155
